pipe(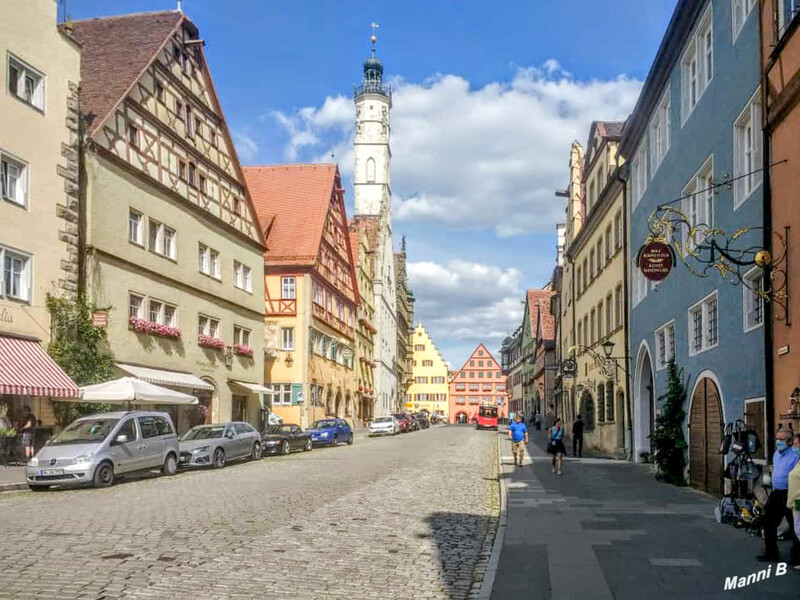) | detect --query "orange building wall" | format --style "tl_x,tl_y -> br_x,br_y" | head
448,344 -> 507,423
